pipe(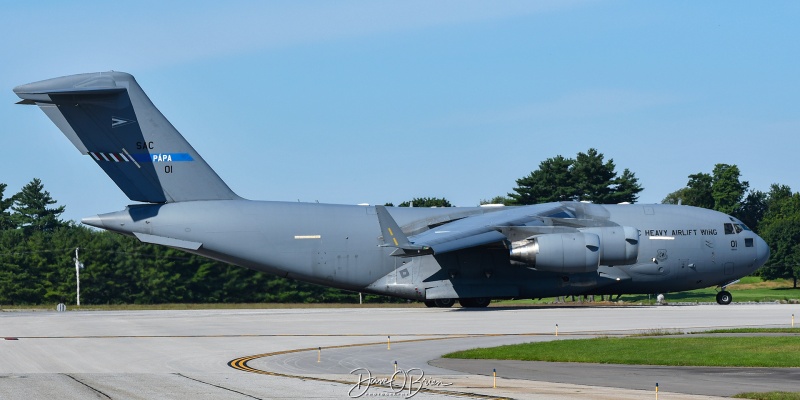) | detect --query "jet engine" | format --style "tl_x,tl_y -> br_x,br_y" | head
579,226 -> 639,266
509,232 -> 600,274
508,225 -> 639,273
